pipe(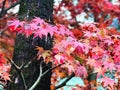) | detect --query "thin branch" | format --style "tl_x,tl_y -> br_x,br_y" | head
0,1 -> 20,18
0,0 -> 7,18
7,57 -> 20,71
5,1 -> 20,12
20,71 -> 27,90
52,63 -> 65,70
42,63 -> 64,77
28,61 -> 43,90
7,57 -> 27,90
55,72 -> 75,89
28,63 -> 64,90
